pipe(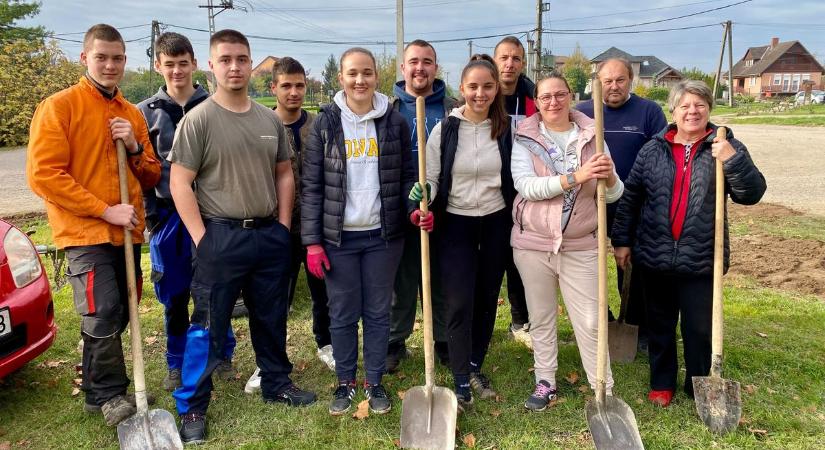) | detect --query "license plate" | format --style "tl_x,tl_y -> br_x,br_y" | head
0,307 -> 11,338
